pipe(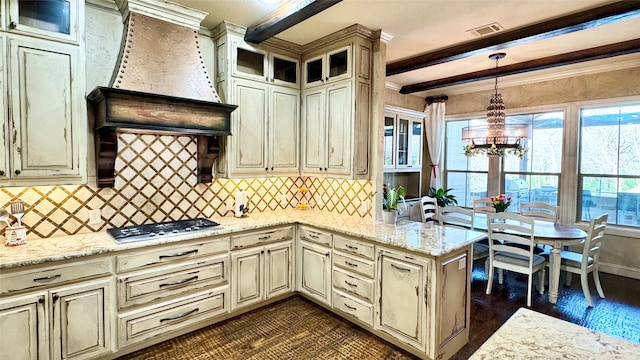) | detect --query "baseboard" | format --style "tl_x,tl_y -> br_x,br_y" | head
599,262 -> 640,280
